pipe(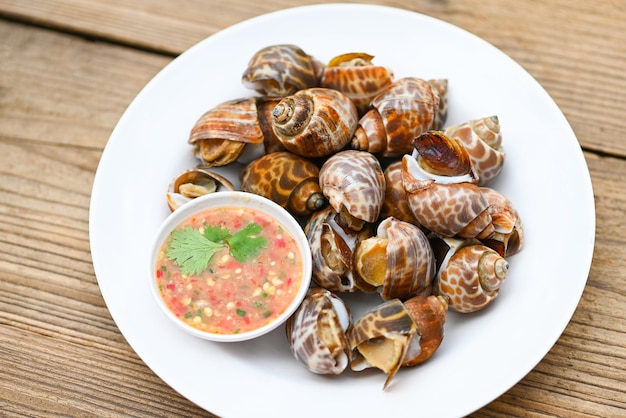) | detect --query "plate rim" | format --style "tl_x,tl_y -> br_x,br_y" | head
89,3 -> 596,417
